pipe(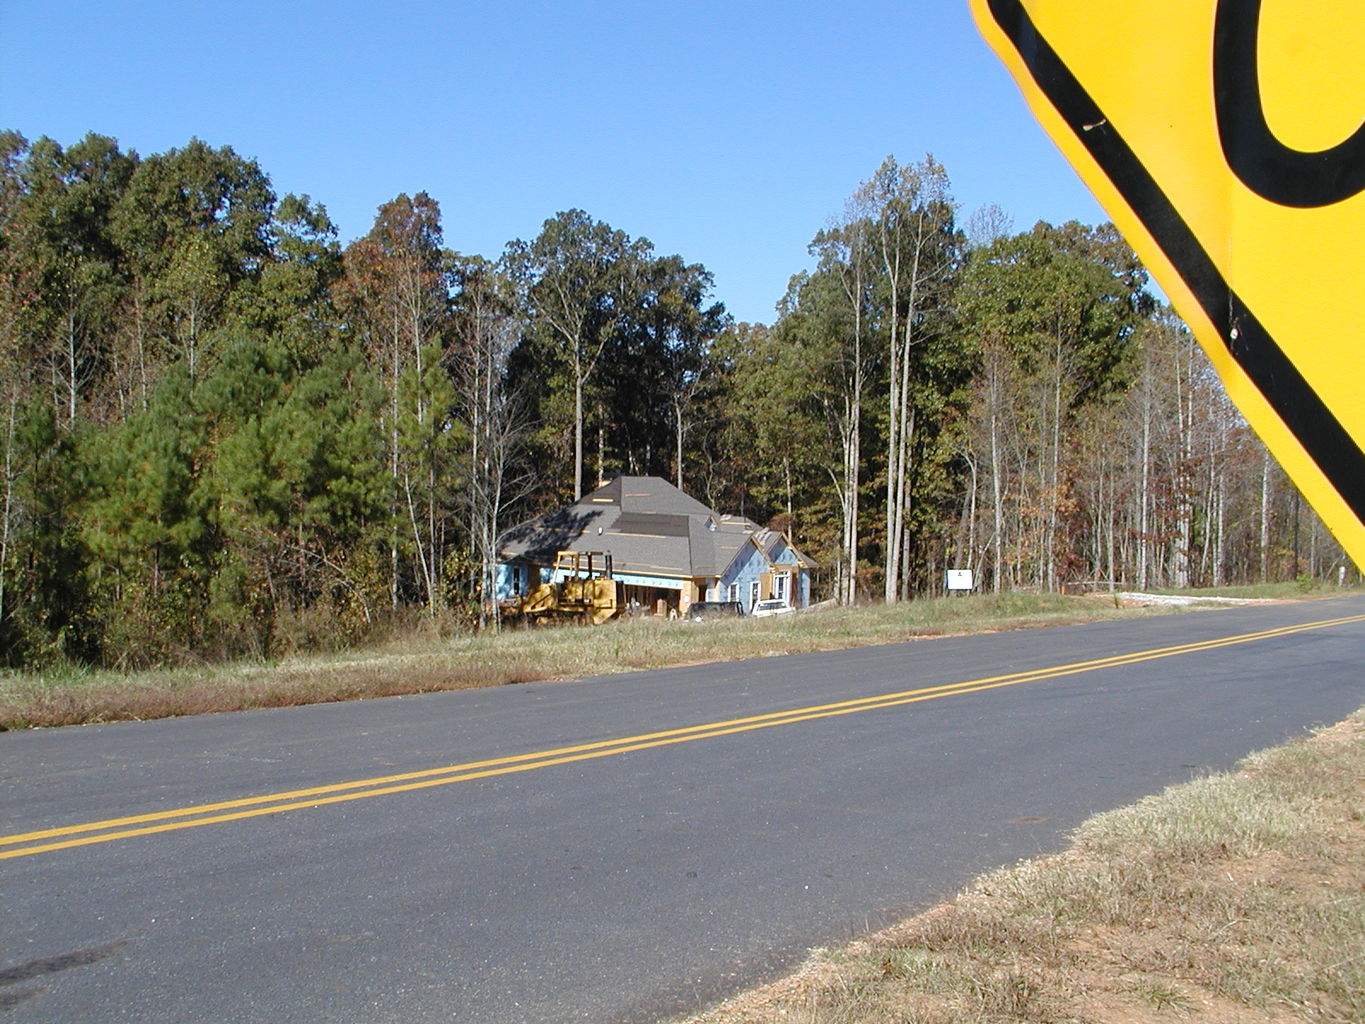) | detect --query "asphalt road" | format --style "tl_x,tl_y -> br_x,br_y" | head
3,597 -> 1364,1023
